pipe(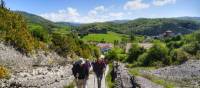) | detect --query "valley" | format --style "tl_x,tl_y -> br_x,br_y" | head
1,0 -> 200,88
